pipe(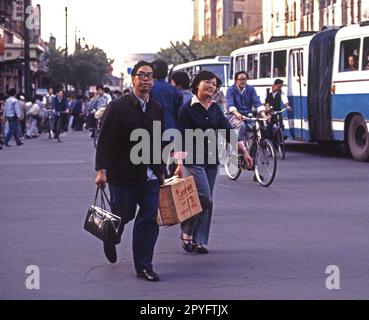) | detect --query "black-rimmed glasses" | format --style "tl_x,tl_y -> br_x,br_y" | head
136,72 -> 154,80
